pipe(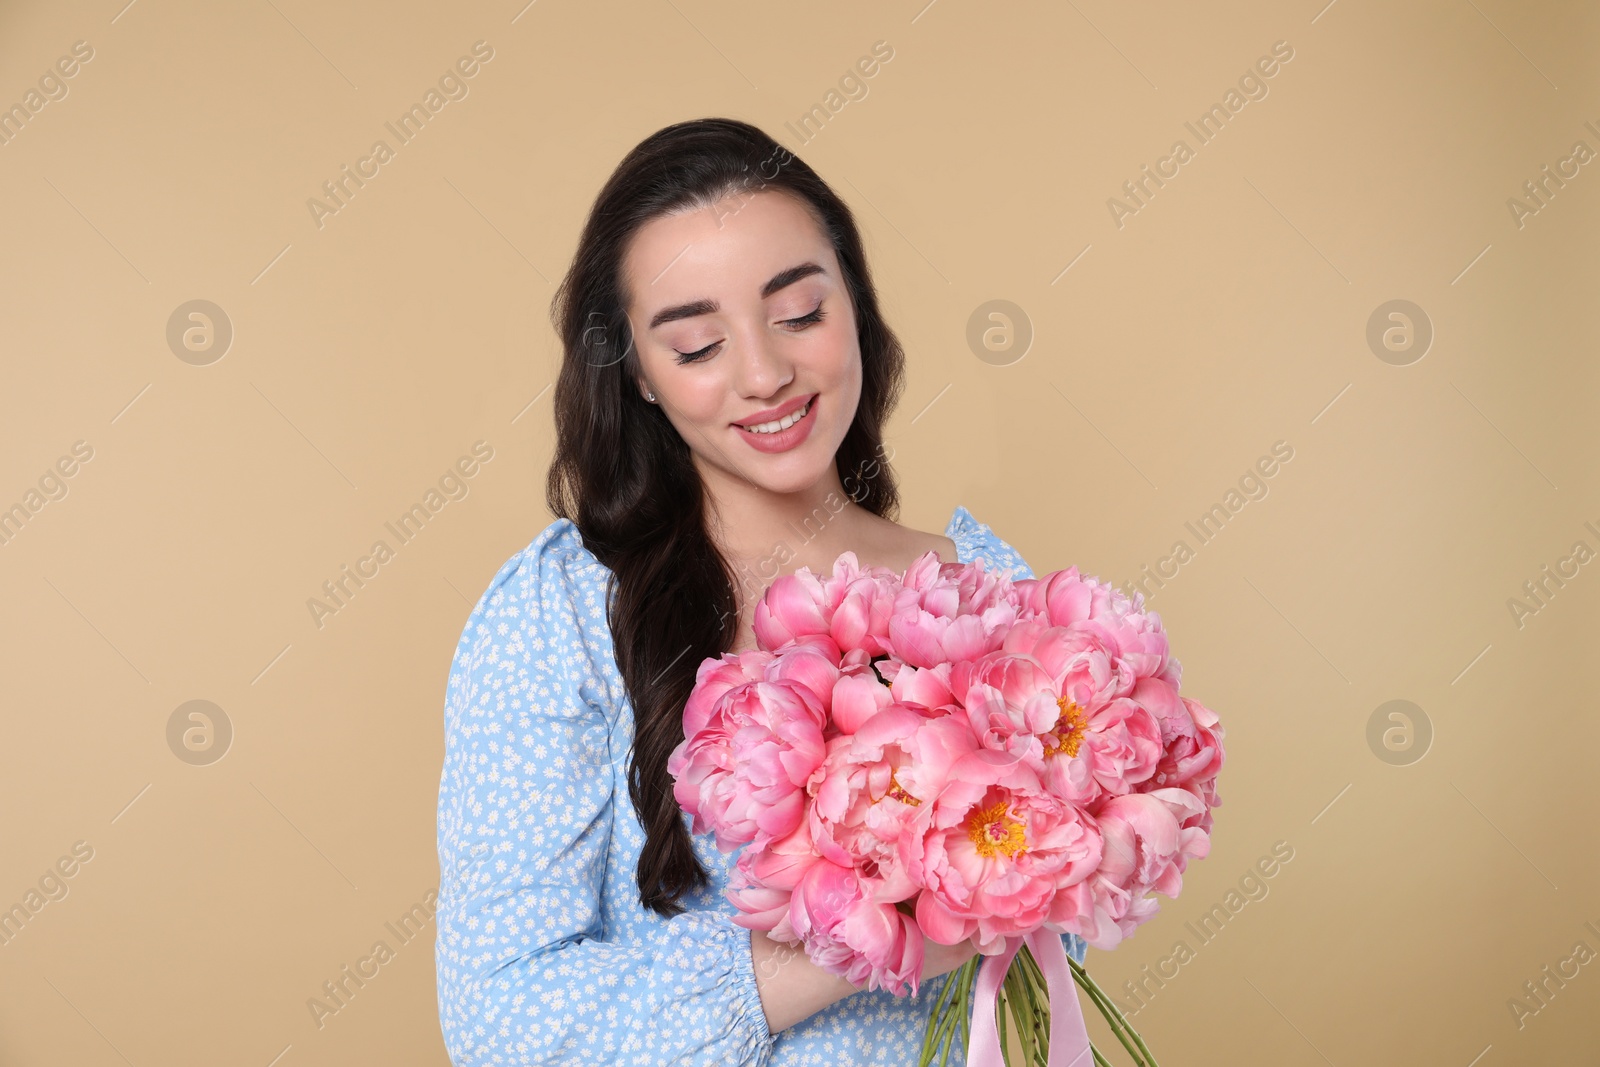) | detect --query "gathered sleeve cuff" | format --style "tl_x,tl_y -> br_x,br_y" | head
641,908 -> 775,1064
